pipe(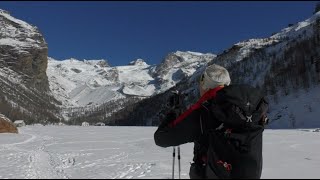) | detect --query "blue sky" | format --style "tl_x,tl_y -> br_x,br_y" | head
0,1 -> 318,66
